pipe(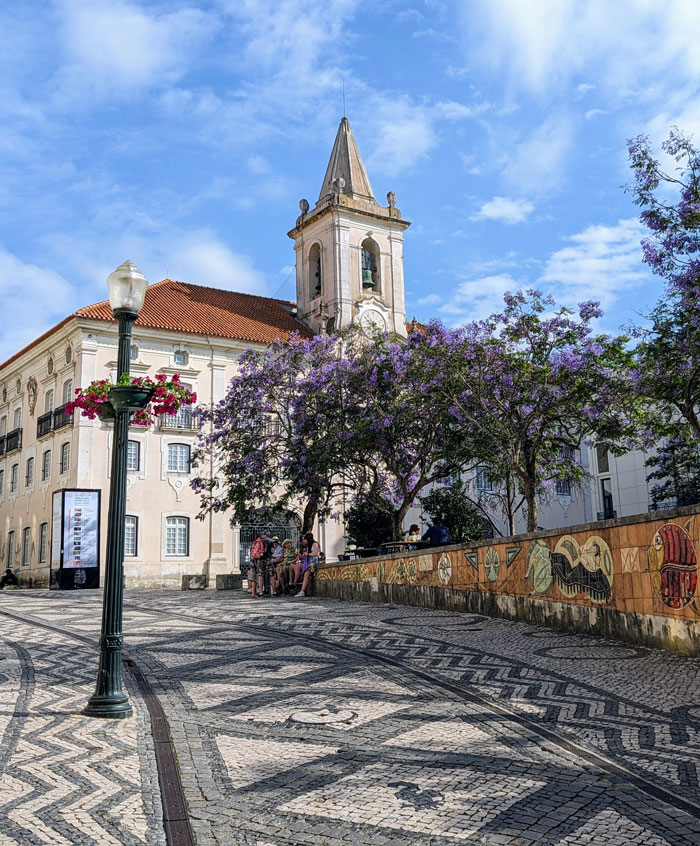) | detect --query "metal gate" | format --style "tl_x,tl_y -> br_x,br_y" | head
239,519 -> 301,573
